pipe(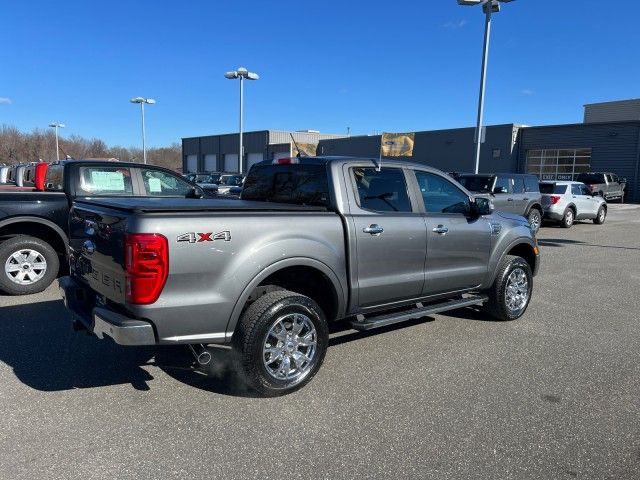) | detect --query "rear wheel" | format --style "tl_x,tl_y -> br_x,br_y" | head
483,255 -> 533,321
561,208 -> 575,228
232,290 -> 329,396
0,235 -> 59,295
527,209 -> 542,234
593,206 -> 606,224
